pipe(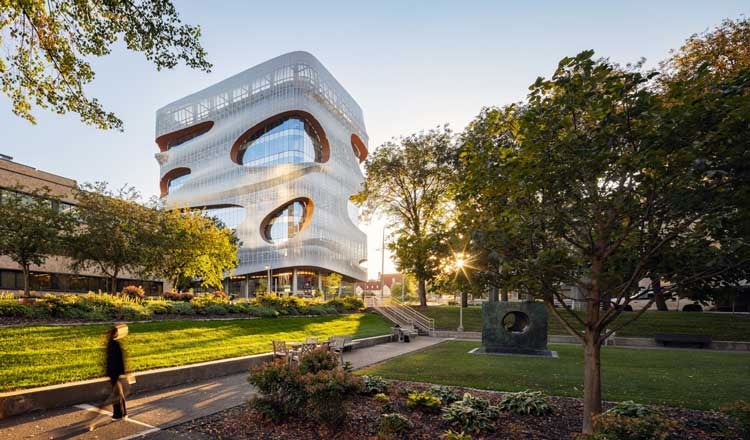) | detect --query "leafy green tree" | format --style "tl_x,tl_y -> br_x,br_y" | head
325,272 -> 342,299
67,182 -> 158,293
354,126 -> 455,307
1,0 -> 210,129
454,39 -> 749,434
0,187 -> 73,296
152,208 -> 240,291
